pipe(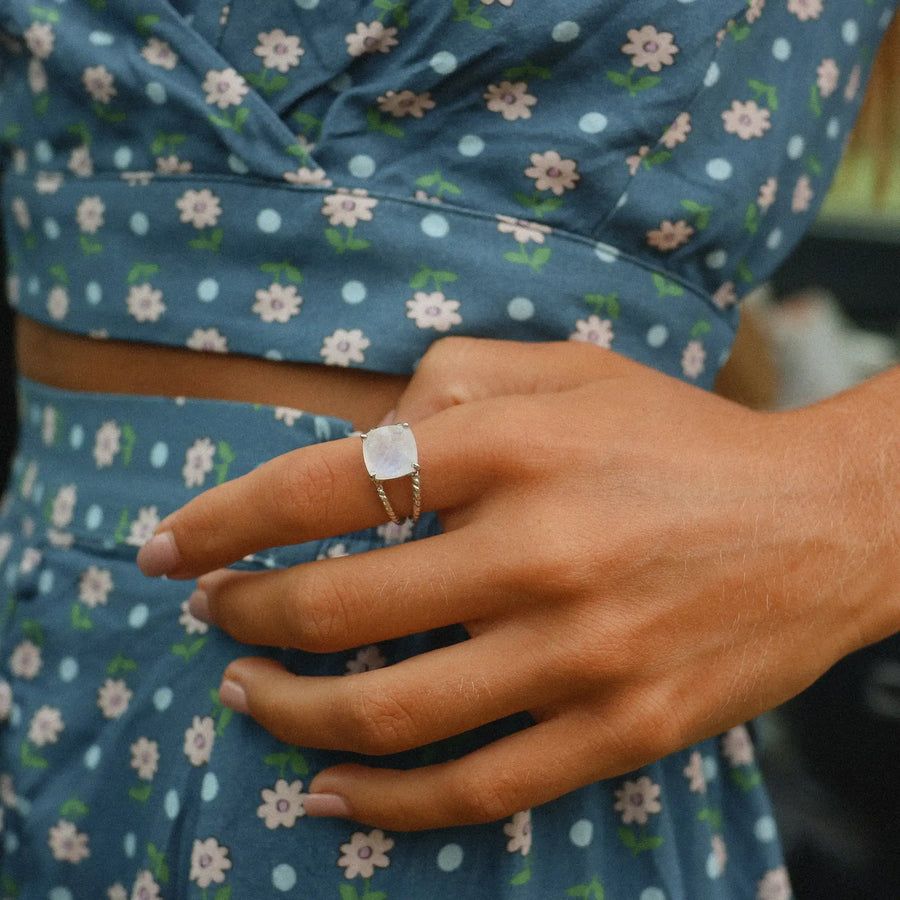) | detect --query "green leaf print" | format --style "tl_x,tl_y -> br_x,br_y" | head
113,508 -> 131,544
729,768 -> 763,792
79,235 -> 104,256
697,806 -> 724,831
260,261 -> 303,284
606,67 -> 660,97
245,70 -> 290,96
362,892 -> 387,900
339,884 -> 361,900
374,0 -> 410,28
29,6 -> 61,23
805,153 -> 823,176
214,887 -> 233,900
292,111 -> 323,141
365,108 -> 405,139
49,264 -> 69,285
135,14 -> 161,37
189,228 -> 224,252
735,259 -> 754,284
584,293 -> 620,318
67,123 -> 93,147
680,199 -> 713,231
414,170 -> 462,199
214,441 -> 235,485
743,202 -> 759,235
567,877 -> 605,899
642,149 -> 672,170
151,131 -> 186,155
71,602 -> 93,630
0,873 -> 19,897
503,62 -> 552,81
1,124 -> 23,141
59,796 -> 90,818
129,783 -> 153,803
20,741 -> 48,769
127,262 -> 161,284
108,654 -> 139,675
513,192 -> 563,219
808,83 -> 823,117
451,0 -> 492,29
208,107 -> 249,133
147,843 -> 171,883
510,867 -> 531,885
22,619 -> 46,646
32,93 -> 50,116
747,79 -> 779,111
325,228 -> 371,254
503,244 -> 551,272
617,826 -> 664,856
171,637 -> 207,662
92,102 -> 127,124
651,272 -> 684,298
690,320 -> 713,339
